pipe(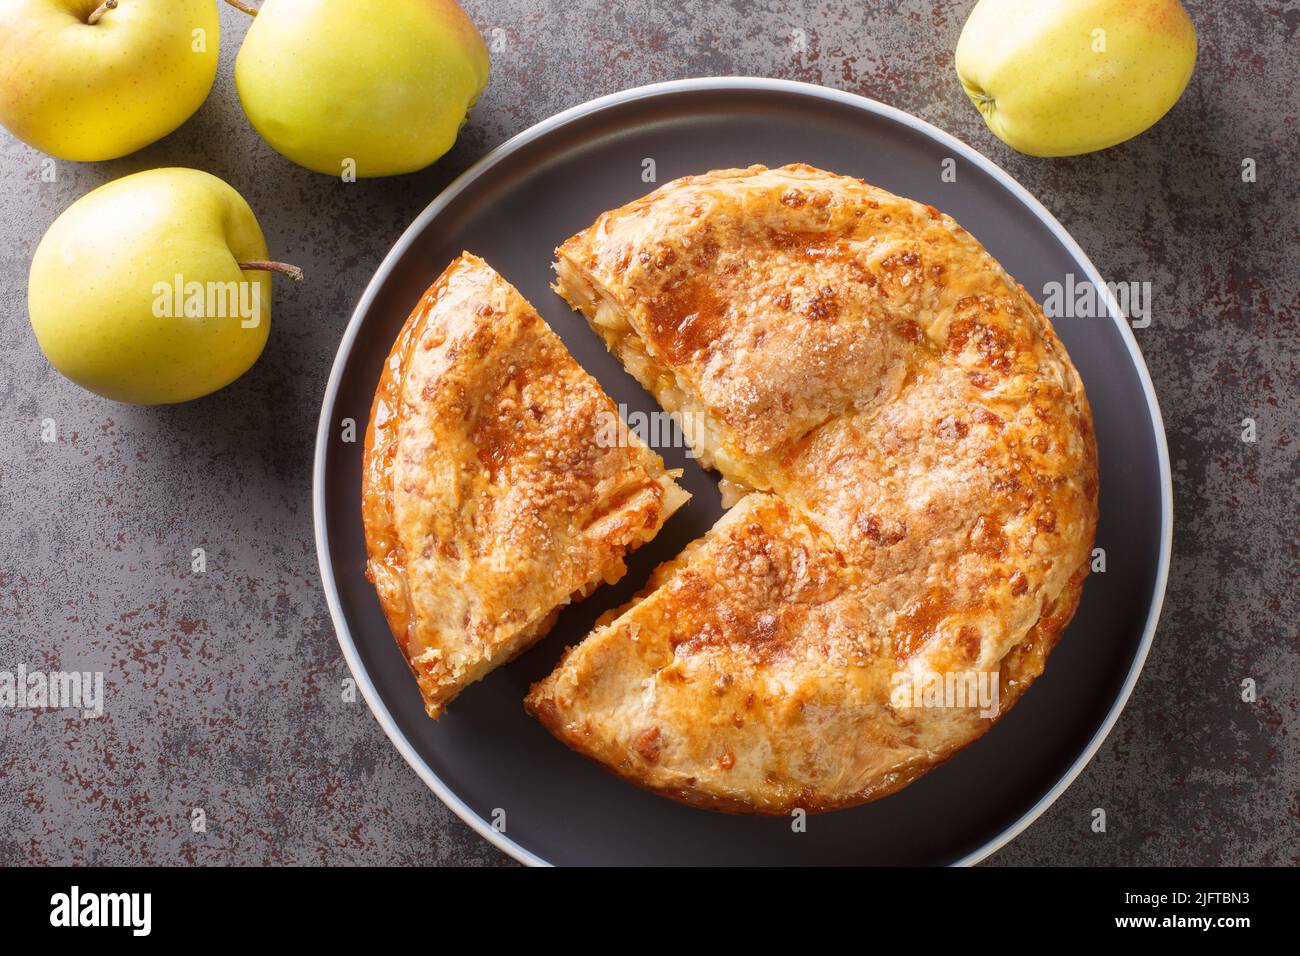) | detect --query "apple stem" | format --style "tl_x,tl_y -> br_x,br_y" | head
239,260 -> 305,282
86,0 -> 116,25
222,0 -> 259,15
